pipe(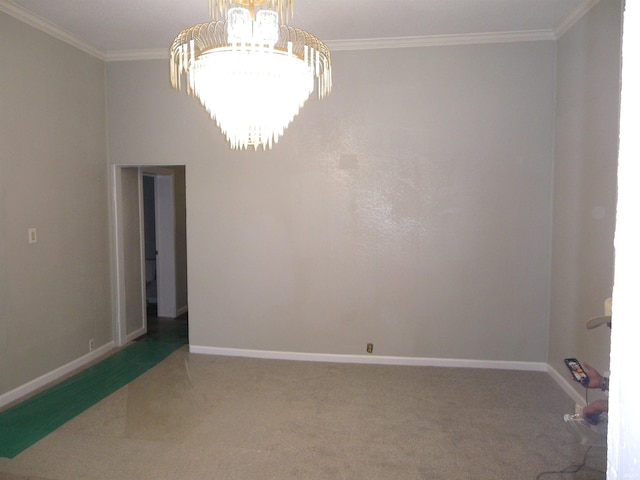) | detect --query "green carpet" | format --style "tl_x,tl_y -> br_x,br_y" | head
0,328 -> 186,459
